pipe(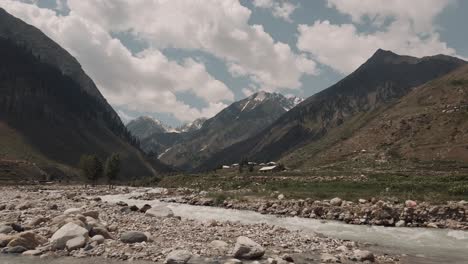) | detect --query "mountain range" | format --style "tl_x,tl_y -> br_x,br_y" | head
196,49 -> 467,171
0,8 -> 170,179
127,92 -> 304,170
